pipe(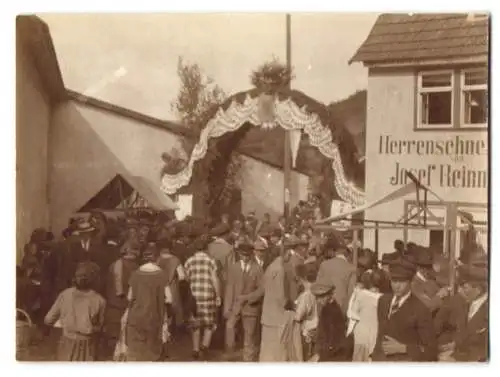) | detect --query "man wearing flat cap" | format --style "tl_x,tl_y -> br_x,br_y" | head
372,258 -> 438,361
434,261 -> 489,362
223,241 -> 264,361
311,274 -> 352,361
